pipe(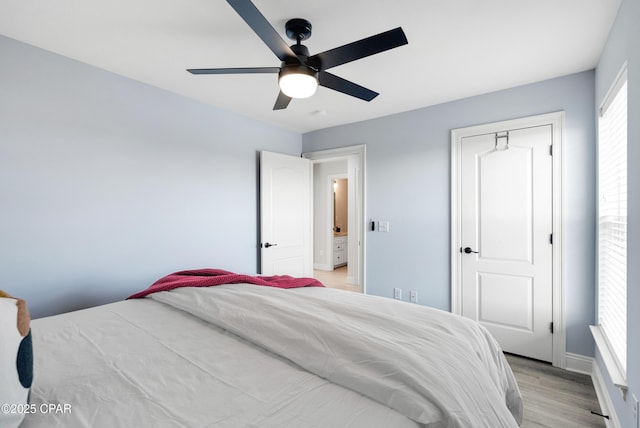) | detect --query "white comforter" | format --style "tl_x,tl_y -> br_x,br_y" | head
23,284 -> 522,428
151,284 -> 522,427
